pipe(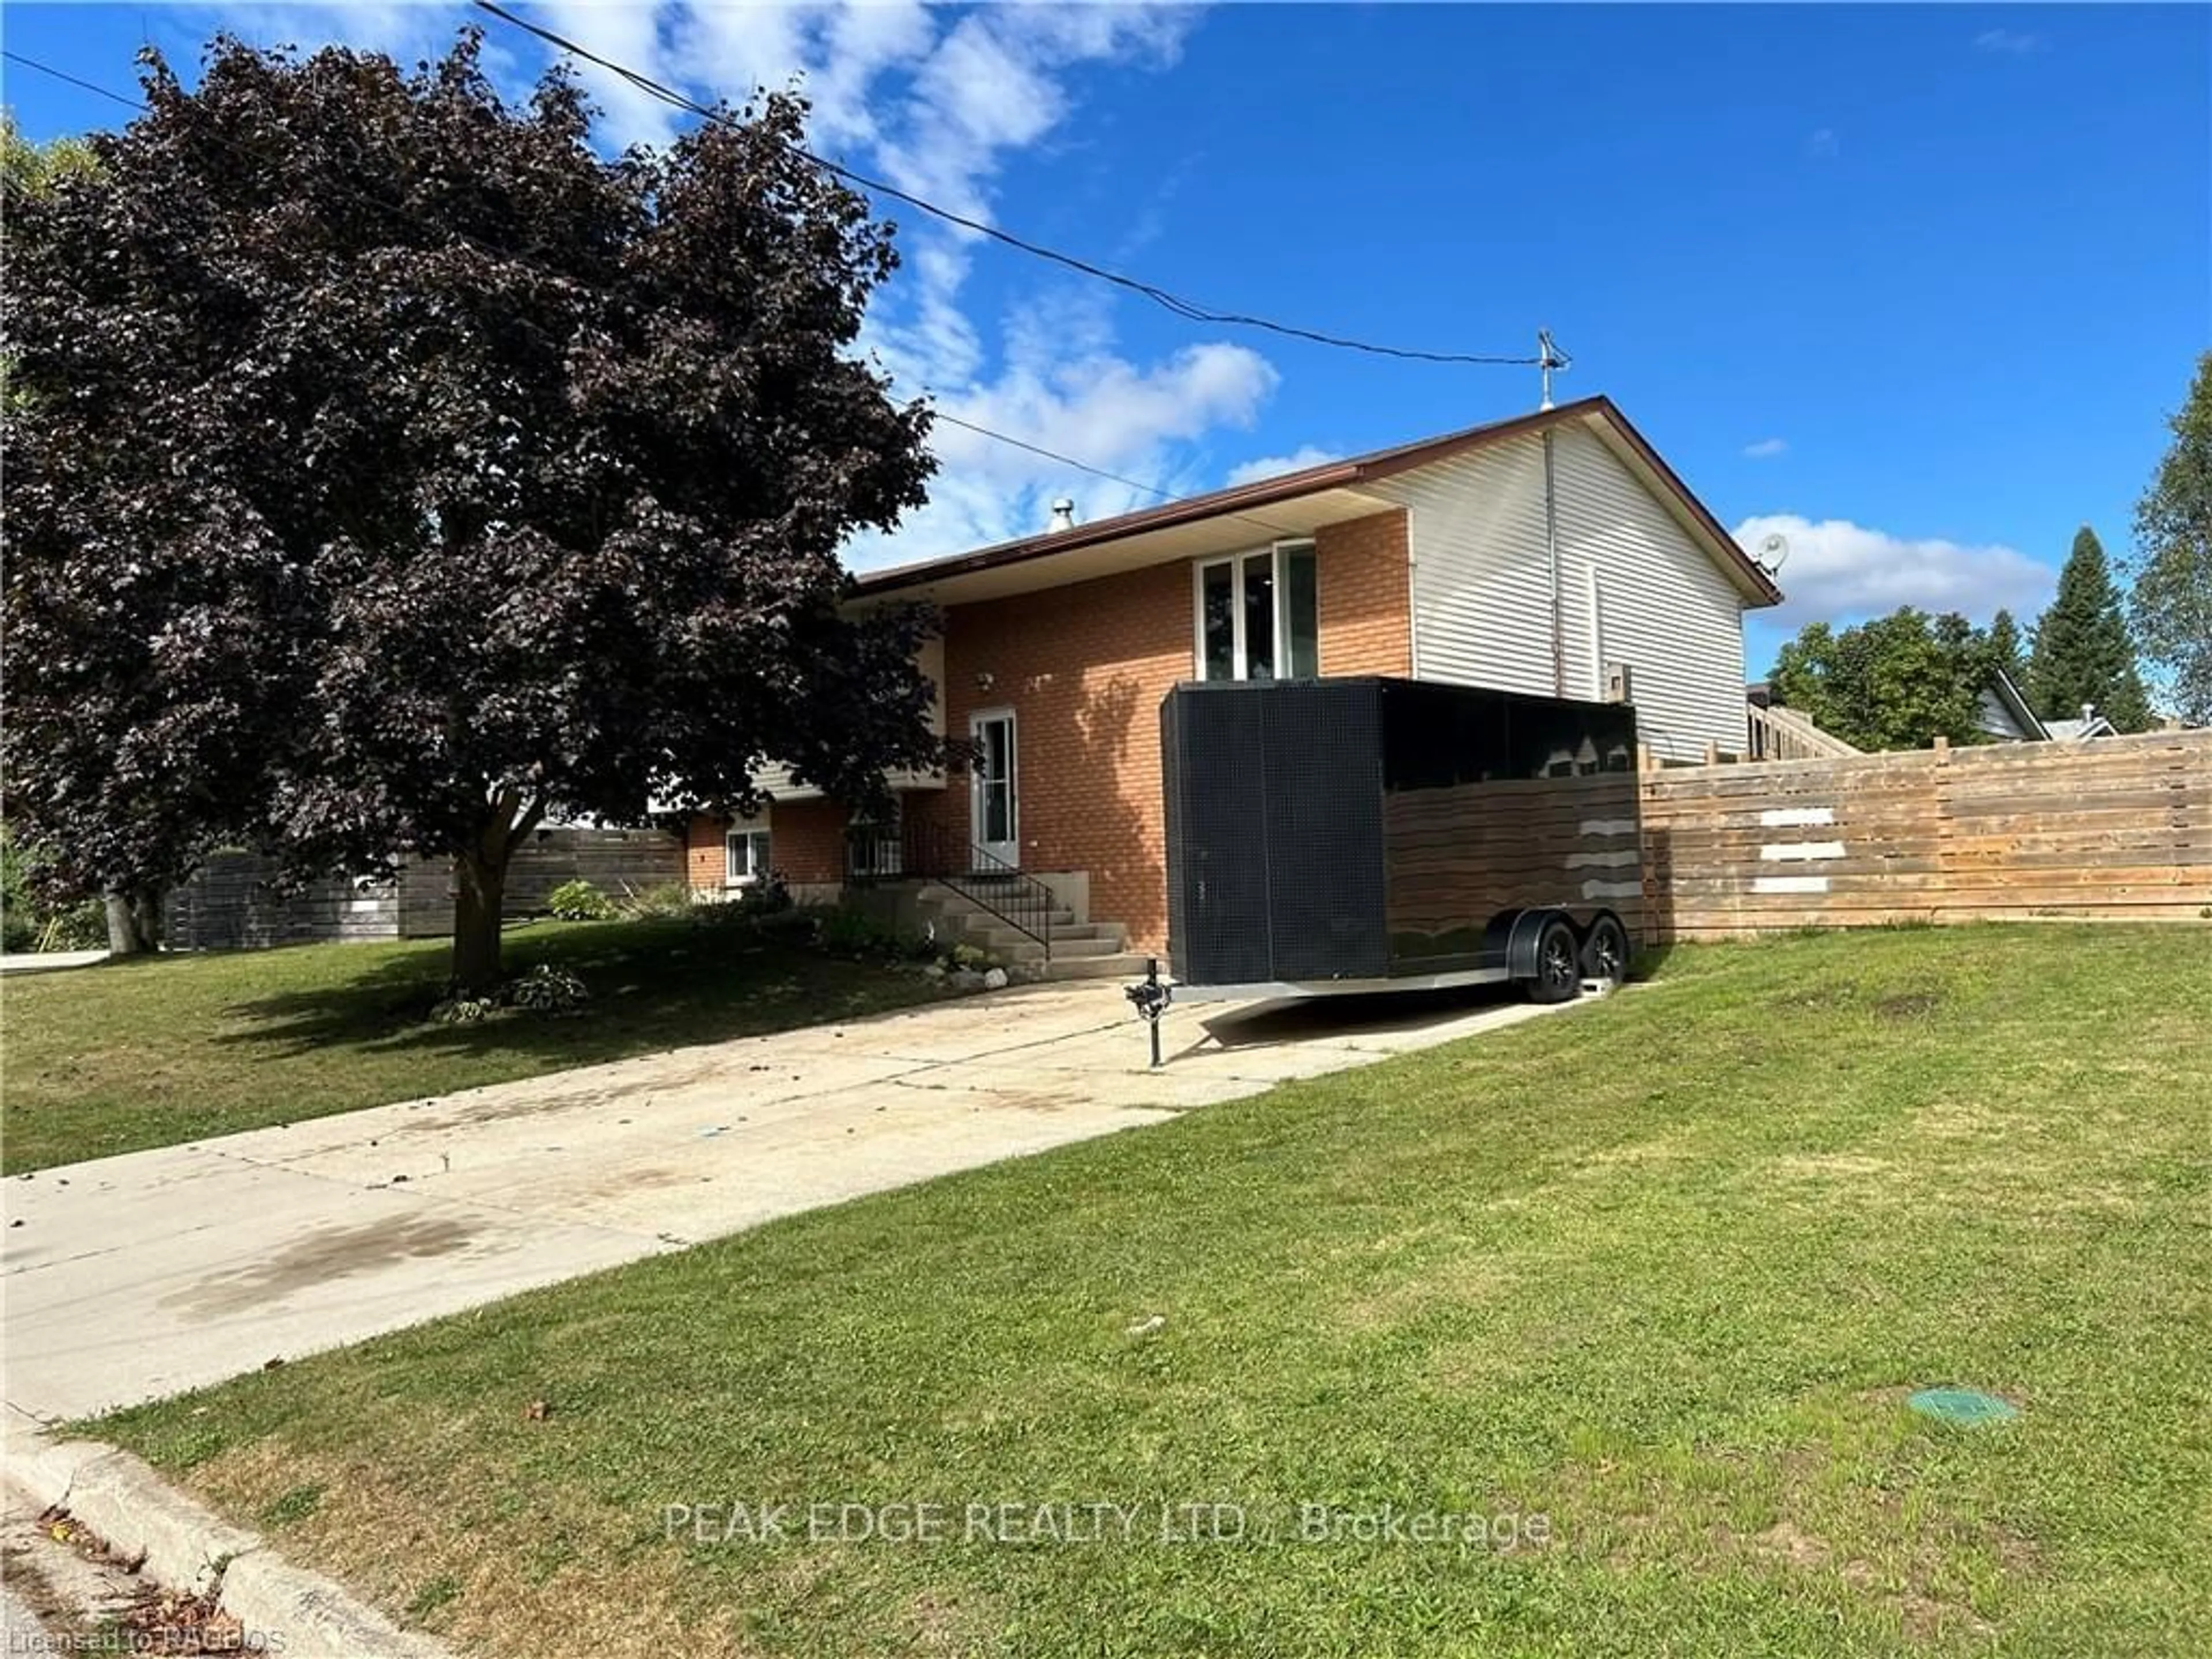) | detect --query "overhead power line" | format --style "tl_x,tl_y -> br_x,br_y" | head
2,49 -> 143,112
468,1 -> 1550,371
924,407 -> 1175,503
1,46 -> 1355,544
922,404 -> 1316,544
